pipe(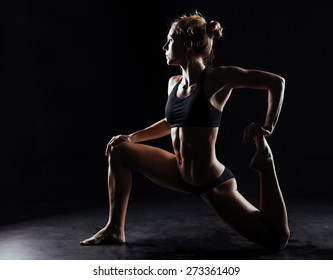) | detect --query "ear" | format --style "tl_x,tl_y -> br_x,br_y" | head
184,39 -> 193,51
